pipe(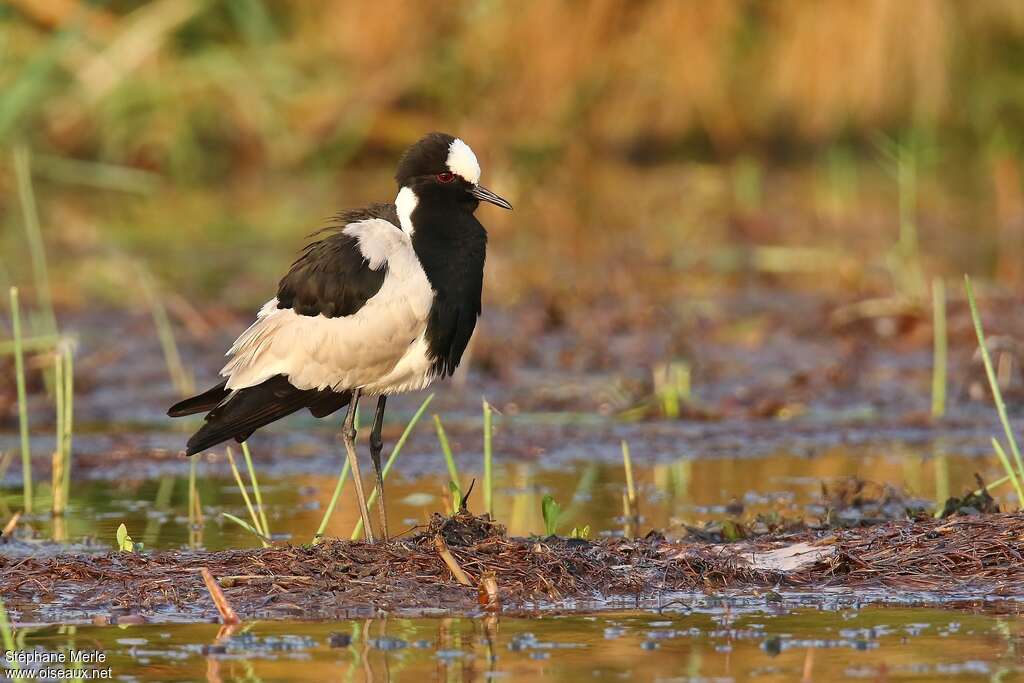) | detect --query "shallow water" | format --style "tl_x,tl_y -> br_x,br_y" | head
2,429 -> 1019,681
2,439 -> 1008,551
10,604 -> 1023,681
